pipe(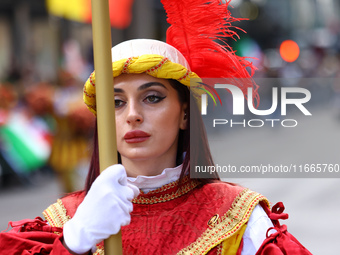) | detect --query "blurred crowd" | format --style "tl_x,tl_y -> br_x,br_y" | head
0,70 -> 95,192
